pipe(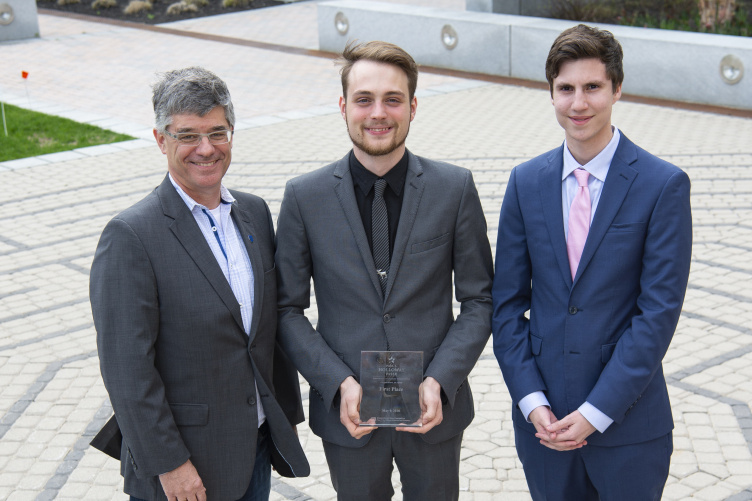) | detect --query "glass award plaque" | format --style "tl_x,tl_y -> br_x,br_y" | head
359,351 -> 423,427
